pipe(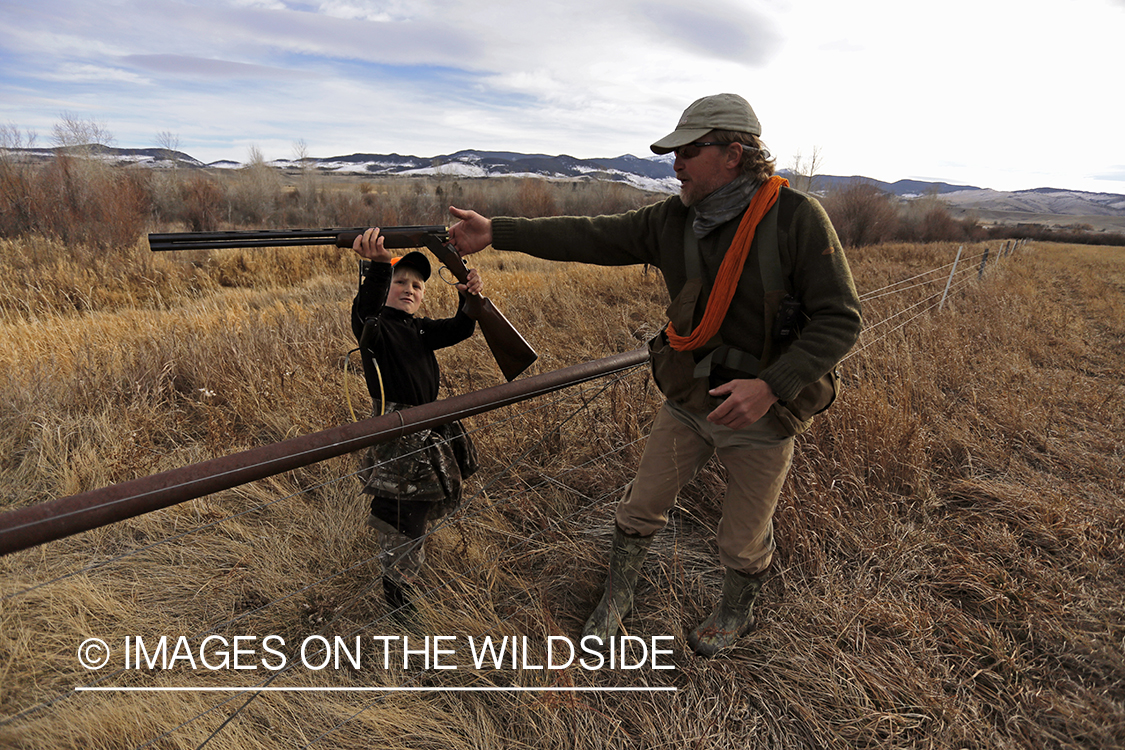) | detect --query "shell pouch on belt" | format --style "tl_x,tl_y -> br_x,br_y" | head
648,275 -> 717,414
648,200 -> 838,436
